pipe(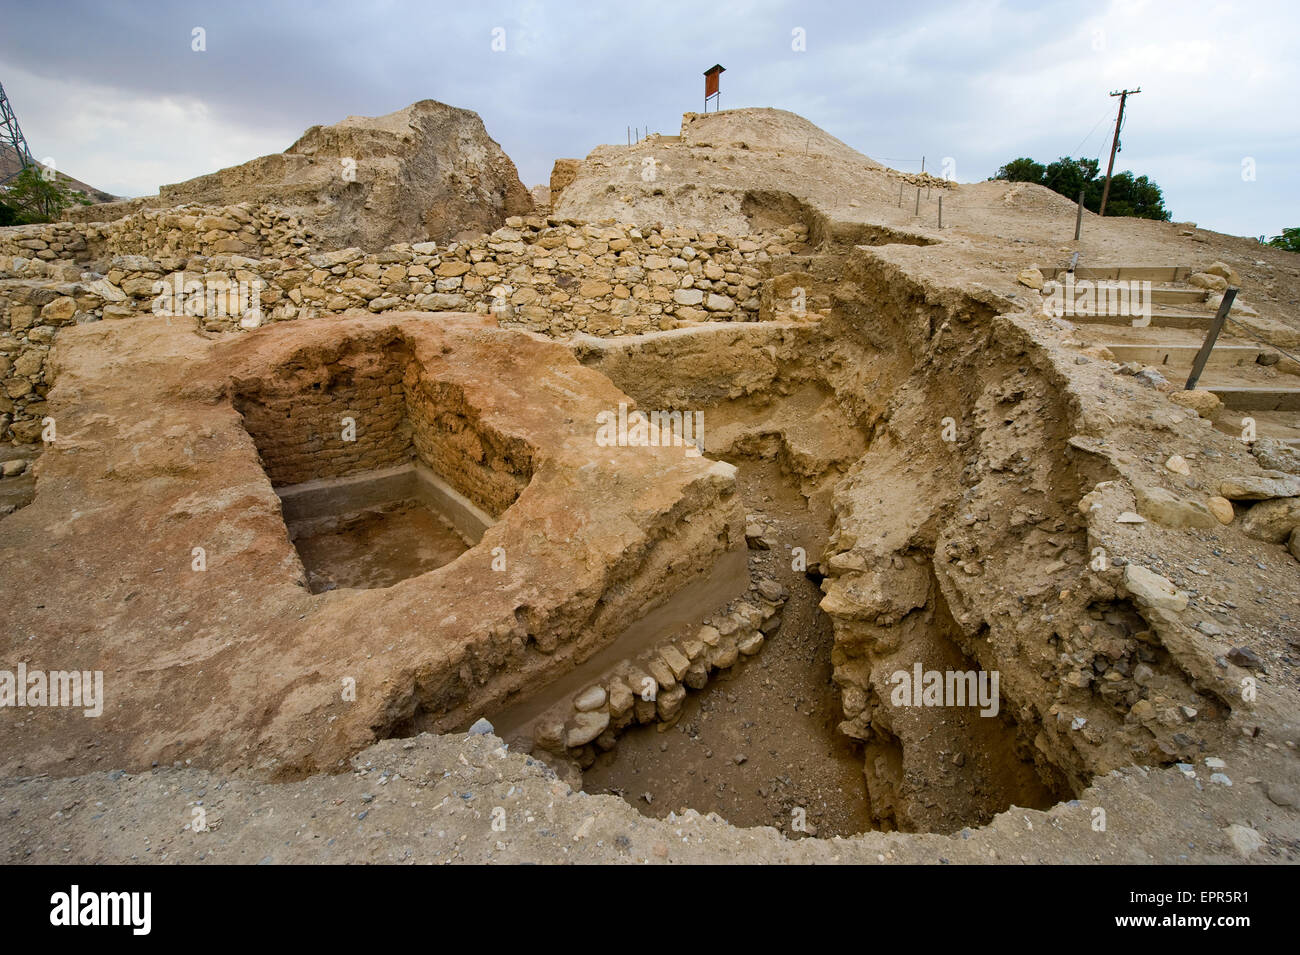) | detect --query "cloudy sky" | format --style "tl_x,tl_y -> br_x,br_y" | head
1,0 -> 1294,239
